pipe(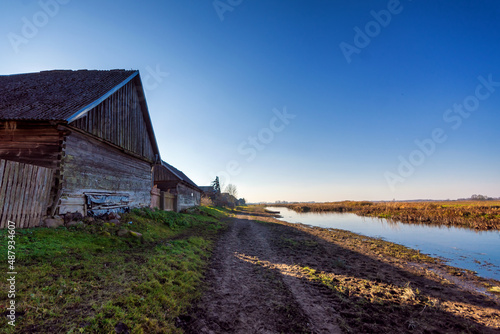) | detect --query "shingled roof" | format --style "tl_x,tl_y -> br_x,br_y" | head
0,69 -> 137,120
161,160 -> 201,191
